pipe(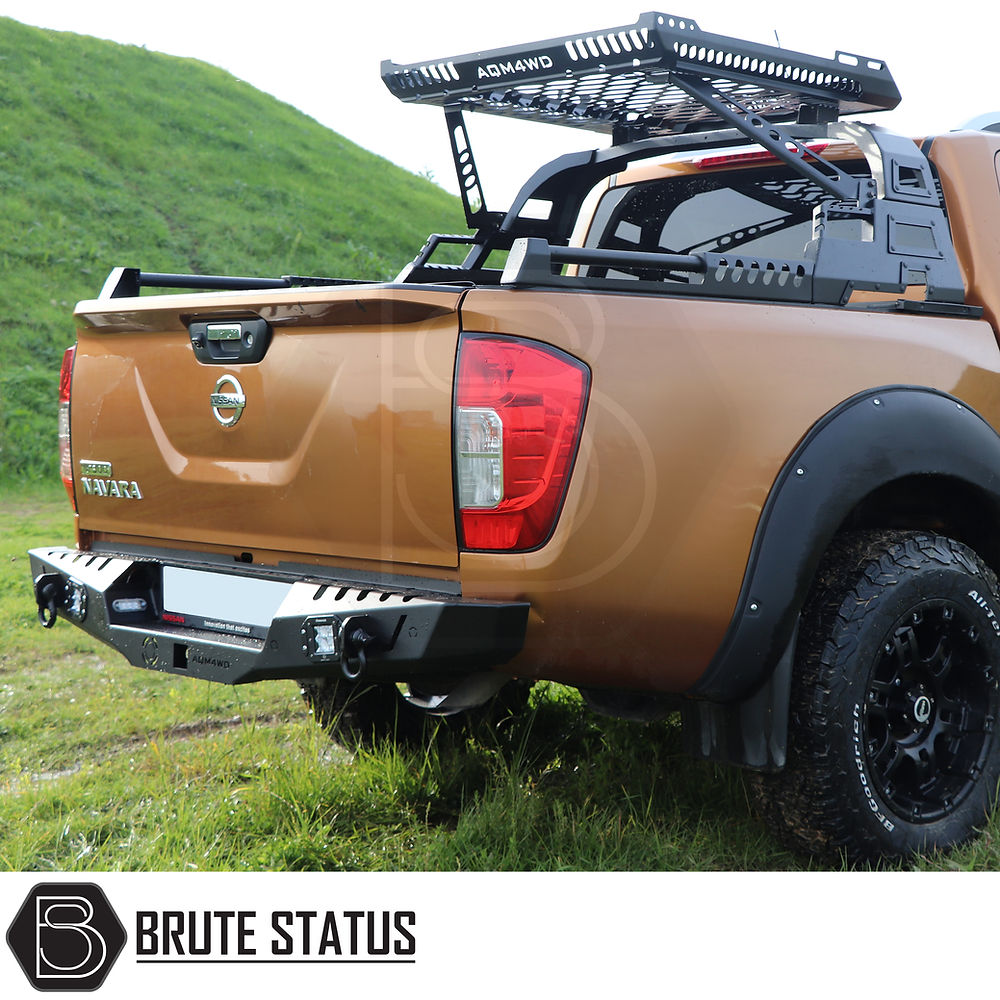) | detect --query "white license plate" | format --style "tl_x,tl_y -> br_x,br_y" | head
162,567 -> 291,630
